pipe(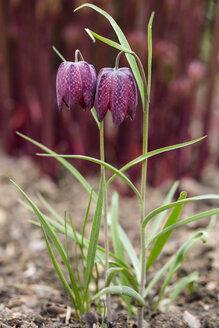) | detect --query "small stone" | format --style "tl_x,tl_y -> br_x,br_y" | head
183,311 -> 201,328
